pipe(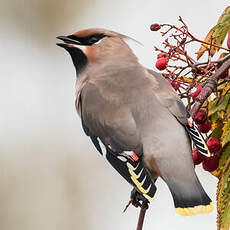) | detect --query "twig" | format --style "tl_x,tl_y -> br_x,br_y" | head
123,198 -> 134,213
178,16 -> 229,53
136,200 -> 148,230
191,54 -> 230,70
190,58 -> 230,118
